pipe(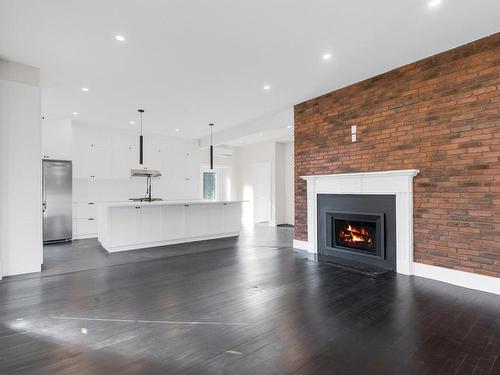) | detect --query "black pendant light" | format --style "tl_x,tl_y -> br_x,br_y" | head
209,123 -> 214,170
138,109 -> 144,165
